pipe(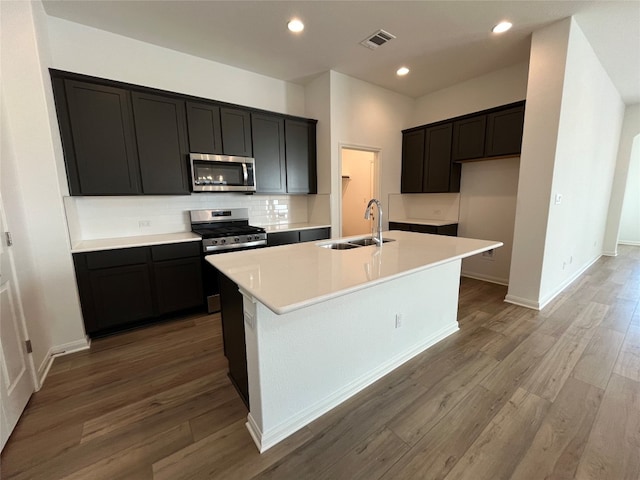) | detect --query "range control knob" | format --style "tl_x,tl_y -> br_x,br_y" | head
220,238 -> 226,244
234,237 -> 240,243
211,239 -> 218,245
